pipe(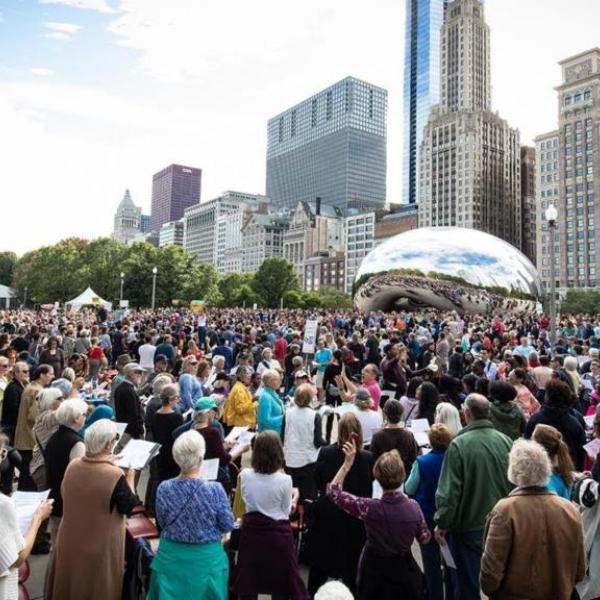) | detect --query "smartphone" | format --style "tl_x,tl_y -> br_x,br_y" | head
350,433 -> 360,447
